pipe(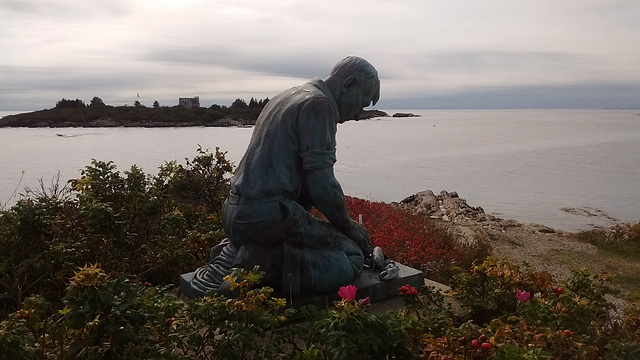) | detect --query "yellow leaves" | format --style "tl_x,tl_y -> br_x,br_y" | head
483,256 -> 500,269
58,308 -> 70,315
73,176 -> 92,192
69,263 -> 108,288
225,266 -> 266,293
246,266 -> 264,285
222,274 -> 239,290
489,336 -> 497,347
88,314 -> 101,327
273,297 -> 287,308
